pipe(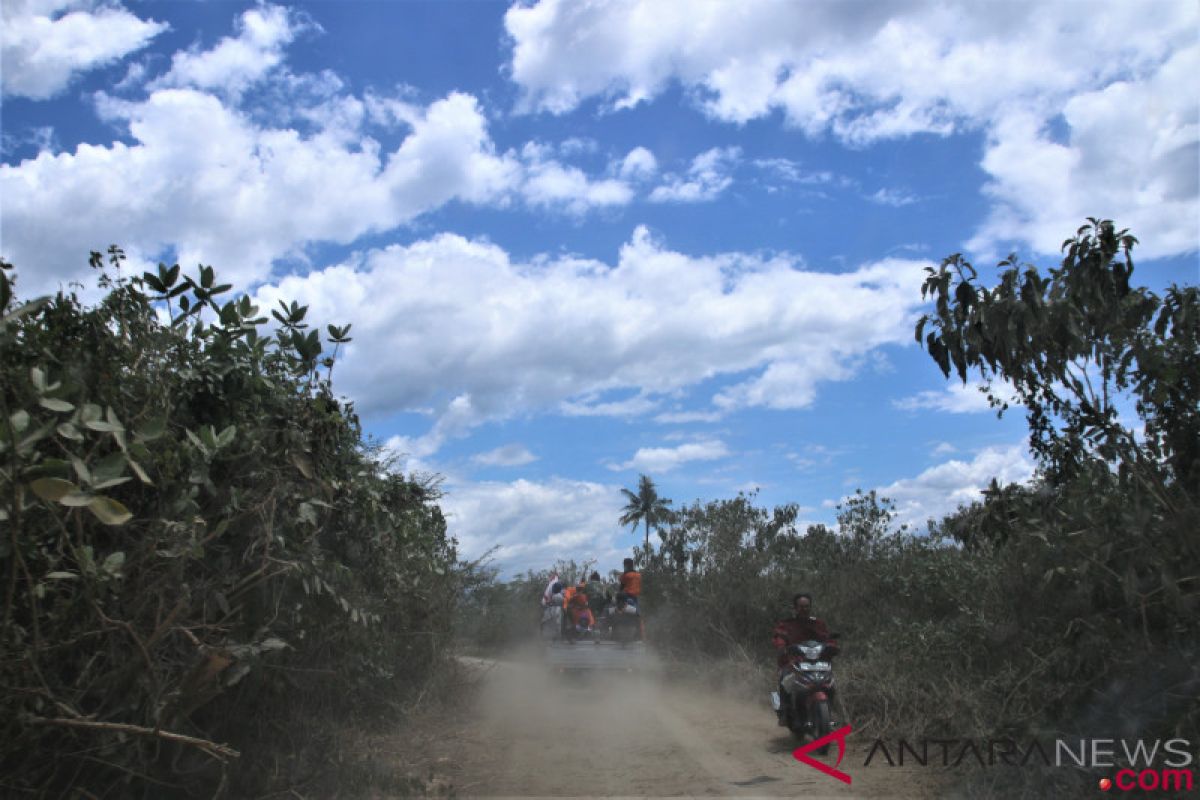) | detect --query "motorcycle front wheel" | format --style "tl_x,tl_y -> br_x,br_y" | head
812,699 -> 832,754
